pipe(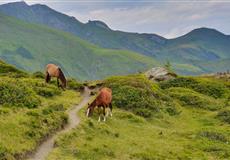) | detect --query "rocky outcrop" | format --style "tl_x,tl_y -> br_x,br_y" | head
145,67 -> 177,82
